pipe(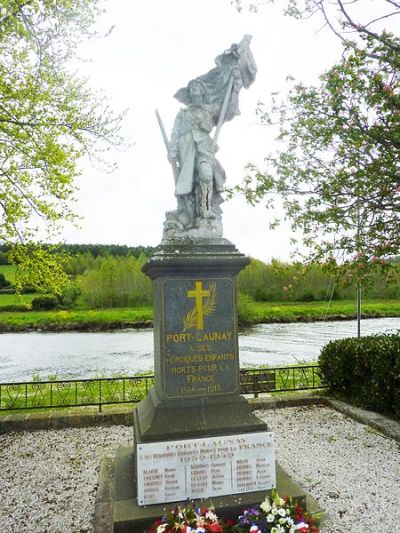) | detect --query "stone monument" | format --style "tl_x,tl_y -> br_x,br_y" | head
101,36 -> 318,533
132,33 -> 276,522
